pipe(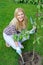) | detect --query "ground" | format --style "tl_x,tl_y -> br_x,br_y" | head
19,51 -> 42,65
0,0 -> 43,65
